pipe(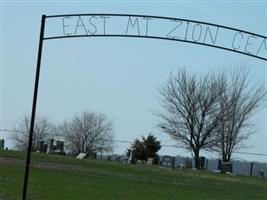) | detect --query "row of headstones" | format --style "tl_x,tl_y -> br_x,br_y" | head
160,156 -> 233,173
160,156 -> 208,170
36,139 -> 65,155
160,157 -> 264,177
126,154 -> 204,169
